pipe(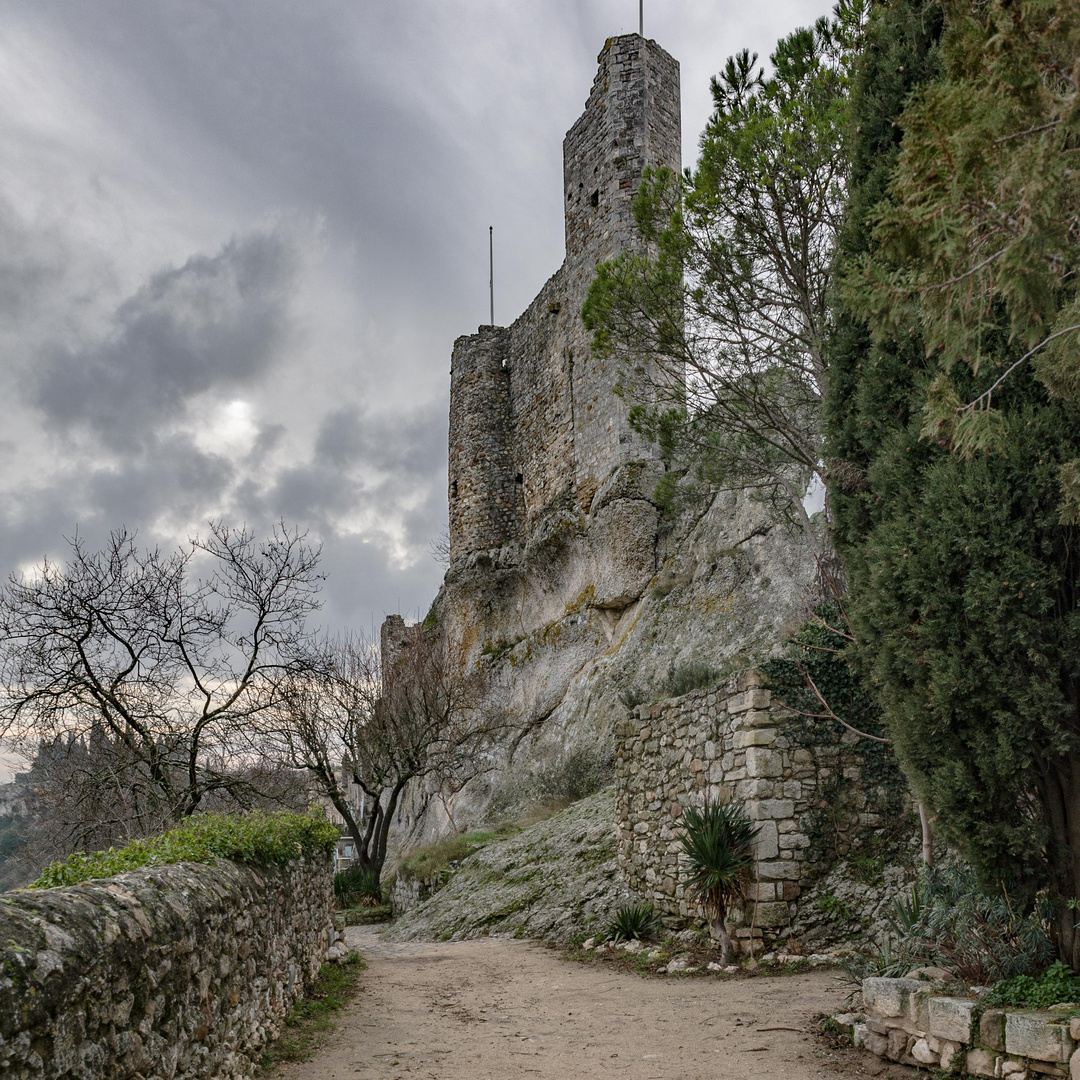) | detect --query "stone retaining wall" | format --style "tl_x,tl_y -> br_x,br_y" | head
0,855 -> 333,1080
615,671 -> 886,949
389,872 -> 447,918
856,976 -> 1080,1077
